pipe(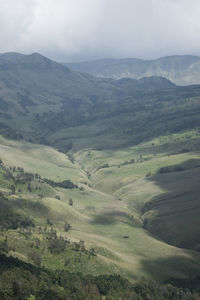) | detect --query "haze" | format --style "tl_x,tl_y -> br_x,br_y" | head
0,0 -> 200,62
